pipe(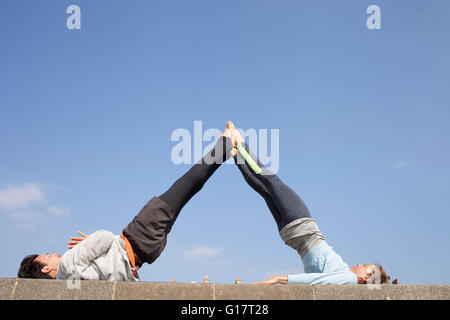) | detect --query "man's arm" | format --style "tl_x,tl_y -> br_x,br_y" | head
67,231 -> 88,249
59,230 -> 115,276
